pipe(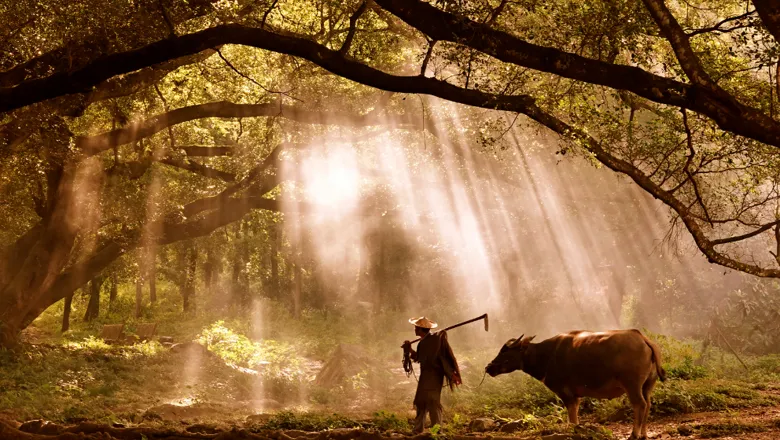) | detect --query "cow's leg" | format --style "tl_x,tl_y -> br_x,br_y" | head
626,383 -> 647,440
640,377 -> 657,439
561,395 -> 581,424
